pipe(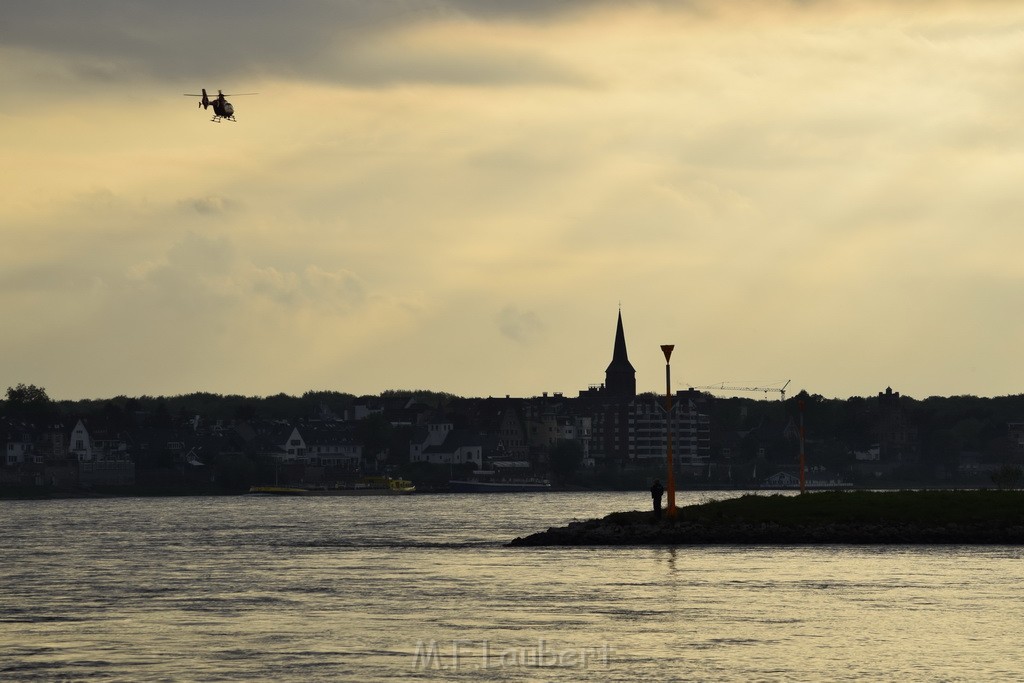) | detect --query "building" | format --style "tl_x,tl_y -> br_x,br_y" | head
409,422 -> 483,467
68,420 -> 135,486
876,387 -> 919,462
604,309 -> 636,399
628,390 -> 711,468
579,309 -> 711,469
